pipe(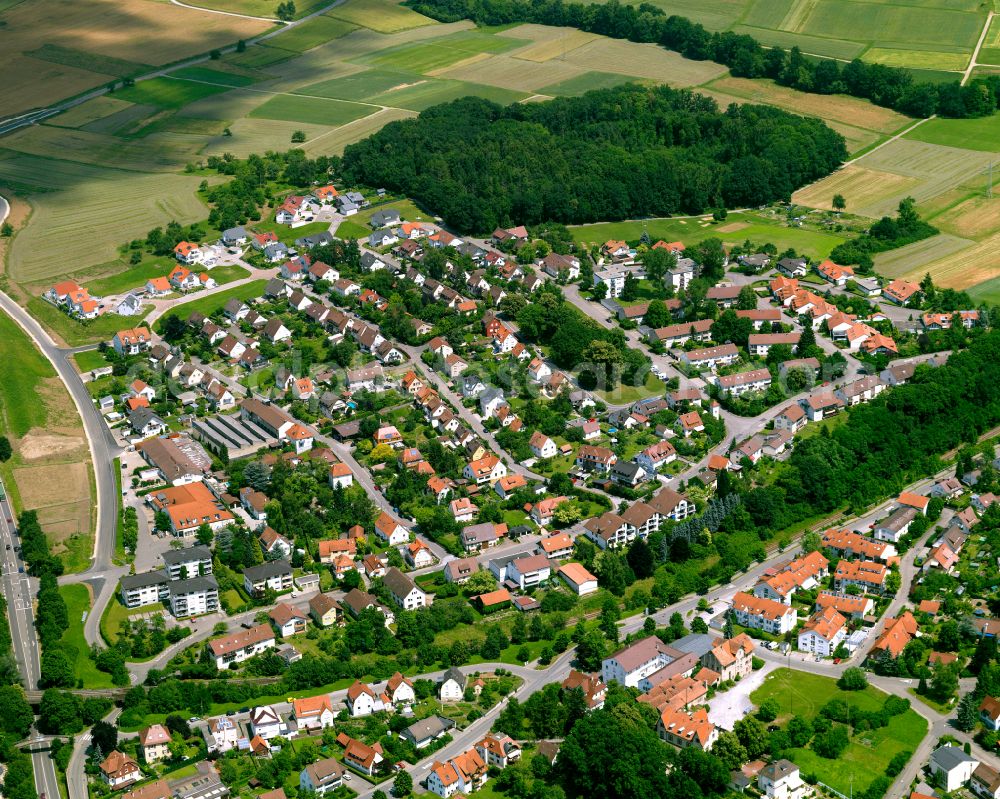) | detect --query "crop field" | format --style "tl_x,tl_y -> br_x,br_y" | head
704,77 -> 909,137
905,115 -> 1000,153
864,48 -> 969,72
796,139 -> 995,219
248,93 -> 375,125
325,0 -> 440,33
187,0 -> 329,19
930,192 -> 1000,239
264,16 -> 358,52
911,231 -> 1000,289
538,71 -> 644,96
570,211 -> 848,259
0,0 -> 269,116
46,96 -> 137,129
439,54 -> 585,93
115,76 -> 236,108
299,68 -> 425,100
0,124 -> 204,171
793,164 -> 922,215
369,79 -> 528,111
873,233 -> 975,279
561,38 -> 728,86
0,151 -> 208,284
361,30 -> 531,73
